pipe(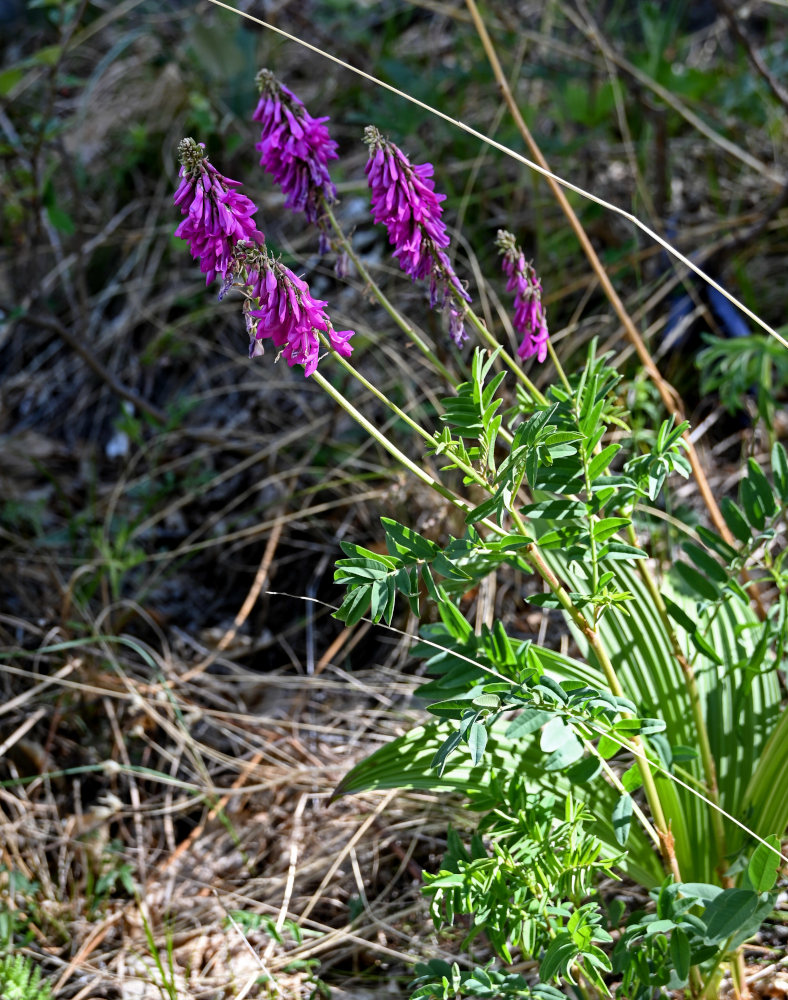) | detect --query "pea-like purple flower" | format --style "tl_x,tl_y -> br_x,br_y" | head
496,230 -> 549,364
253,69 -> 338,227
232,243 -> 354,378
363,125 -> 471,347
174,138 -> 264,286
